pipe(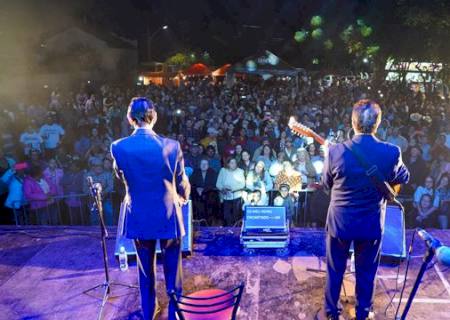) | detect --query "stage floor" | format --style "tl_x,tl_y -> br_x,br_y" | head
0,226 -> 449,320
